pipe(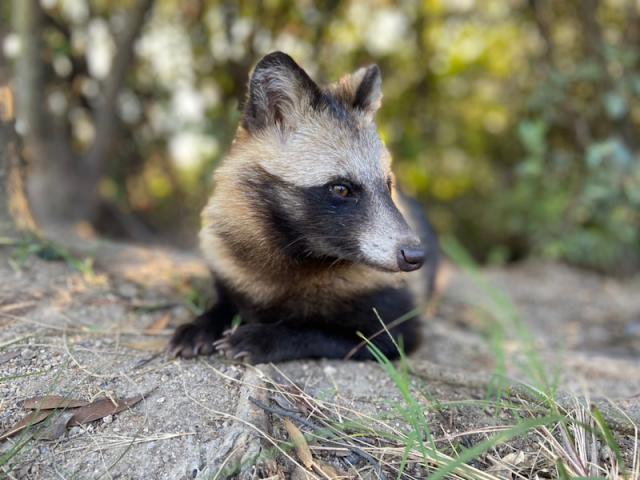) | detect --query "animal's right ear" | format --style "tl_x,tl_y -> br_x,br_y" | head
242,52 -> 322,133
